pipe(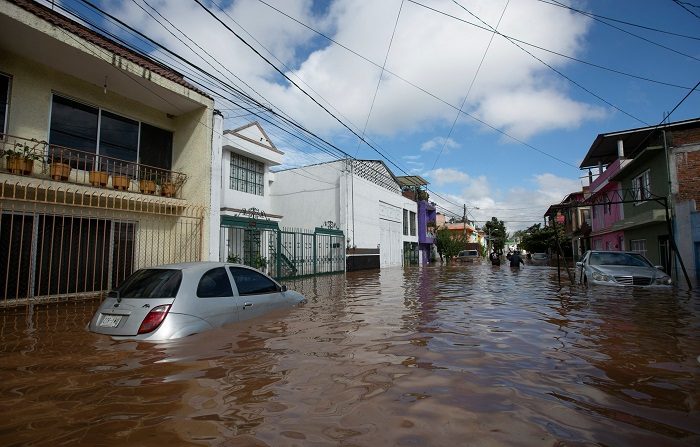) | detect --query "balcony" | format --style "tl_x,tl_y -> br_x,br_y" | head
1,134 -> 187,199
589,158 -> 630,194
